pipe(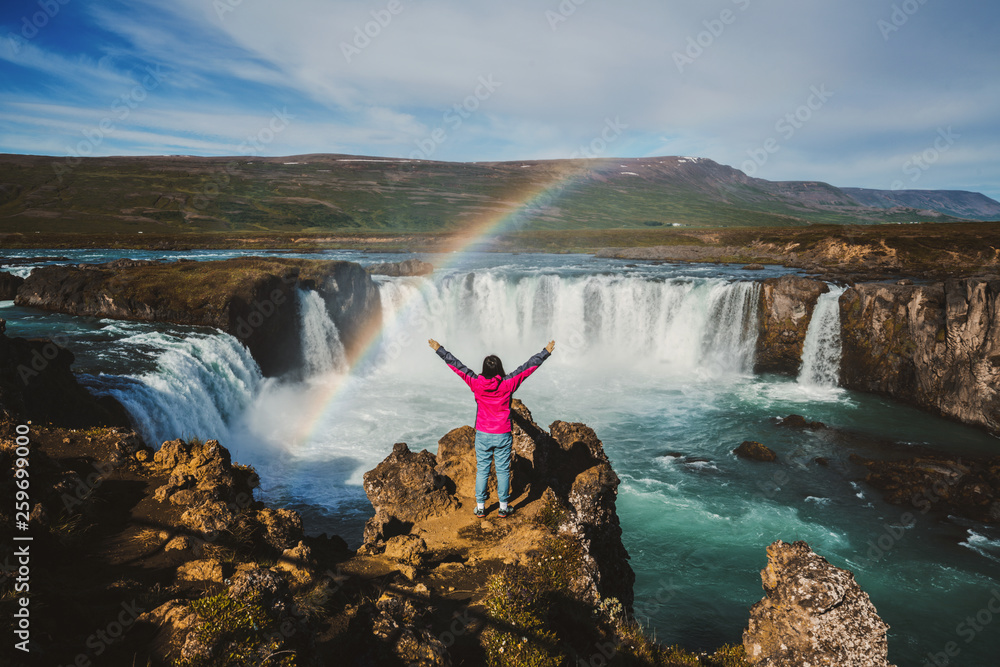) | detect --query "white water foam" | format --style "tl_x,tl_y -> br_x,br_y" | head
89,331 -> 262,446
798,286 -> 846,387
298,288 -> 348,376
